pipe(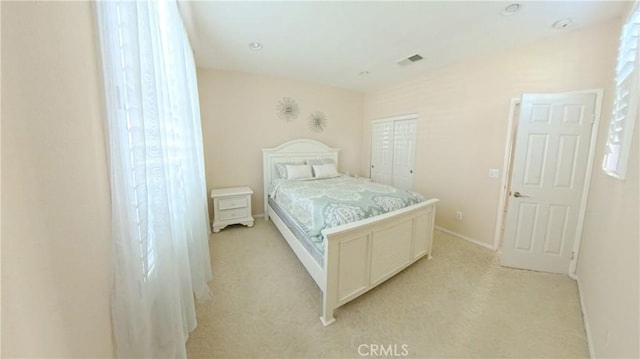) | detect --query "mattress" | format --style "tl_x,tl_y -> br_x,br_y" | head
269,196 -> 325,267
270,175 -> 425,254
